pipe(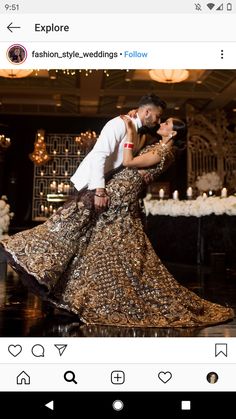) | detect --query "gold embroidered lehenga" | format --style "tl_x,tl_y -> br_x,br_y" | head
1,144 -> 234,327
